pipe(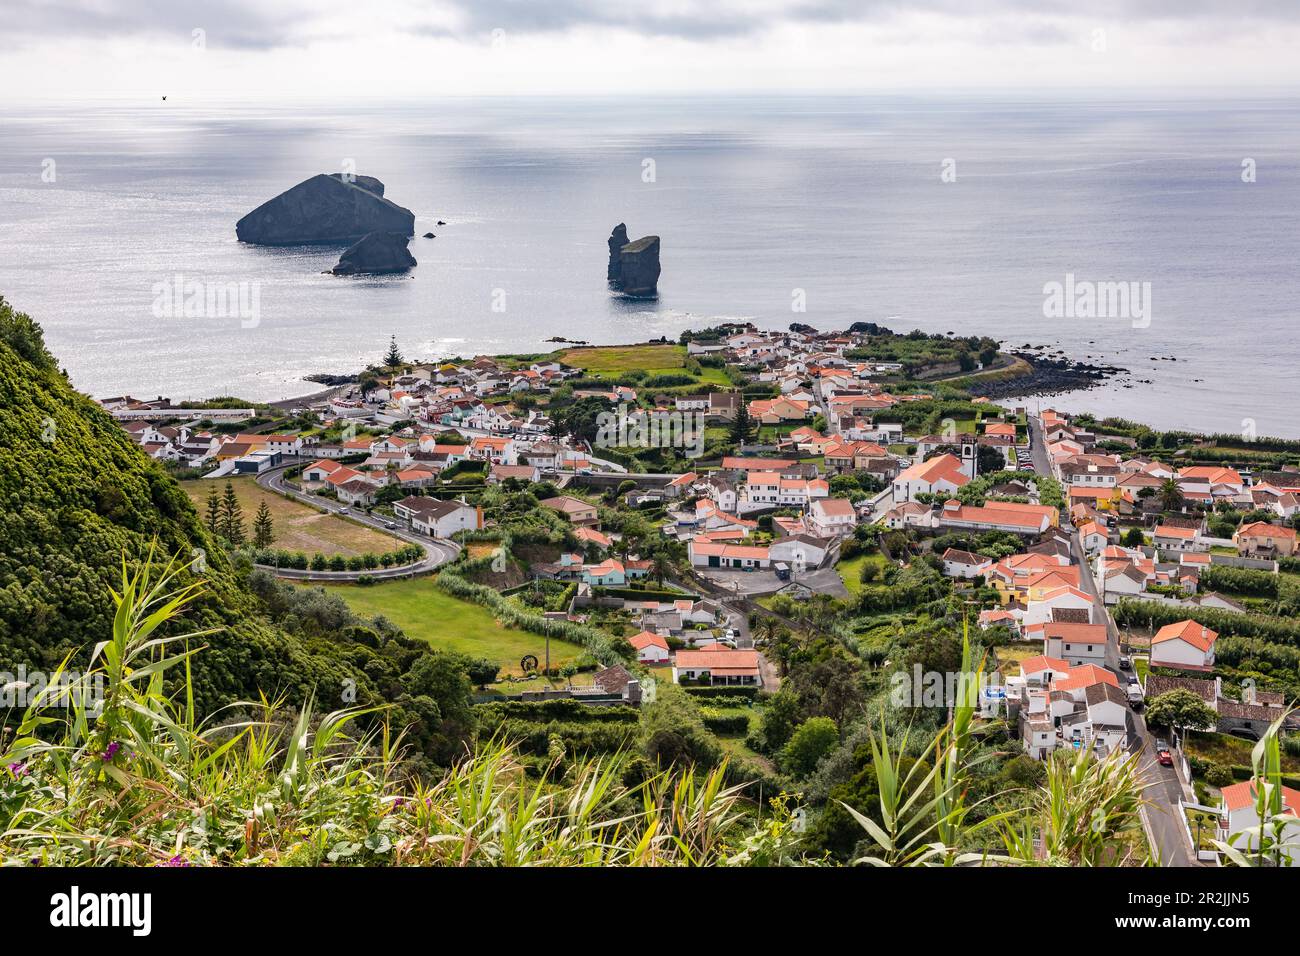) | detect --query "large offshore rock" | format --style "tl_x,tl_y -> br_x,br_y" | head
329,232 -> 417,276
607,224 -> 660,298
607,223 -> 629,280
237,173 -> 415,245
